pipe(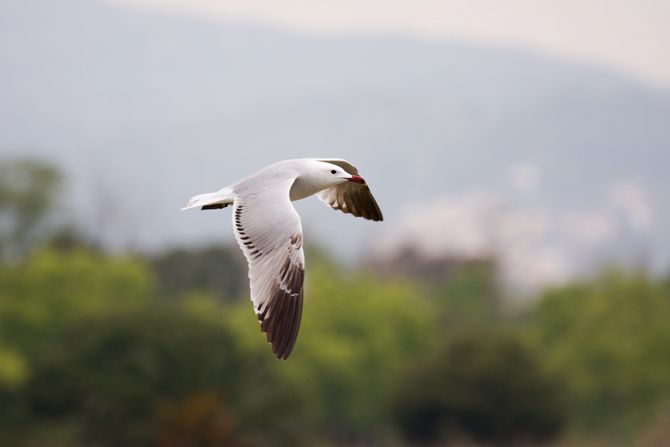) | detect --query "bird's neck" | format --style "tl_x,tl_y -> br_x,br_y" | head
289,175 -> 330,202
